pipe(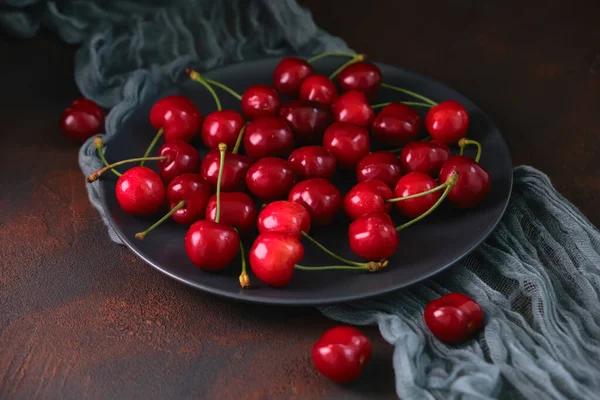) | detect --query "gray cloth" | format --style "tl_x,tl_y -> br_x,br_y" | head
2,1 -> 599,399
